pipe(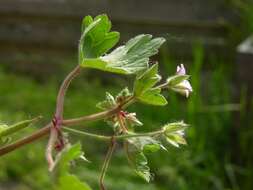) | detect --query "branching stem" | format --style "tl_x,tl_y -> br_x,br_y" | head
0,96 -> 135,156
46,65 -> 81,169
